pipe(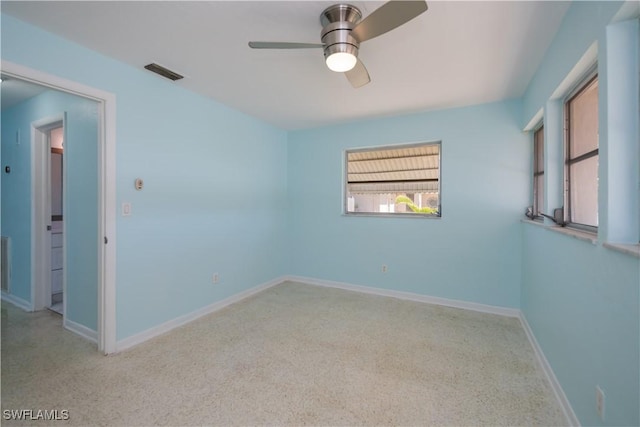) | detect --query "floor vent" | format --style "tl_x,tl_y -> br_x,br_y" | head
144,63 -> 184,81
1,236 -> 11,292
